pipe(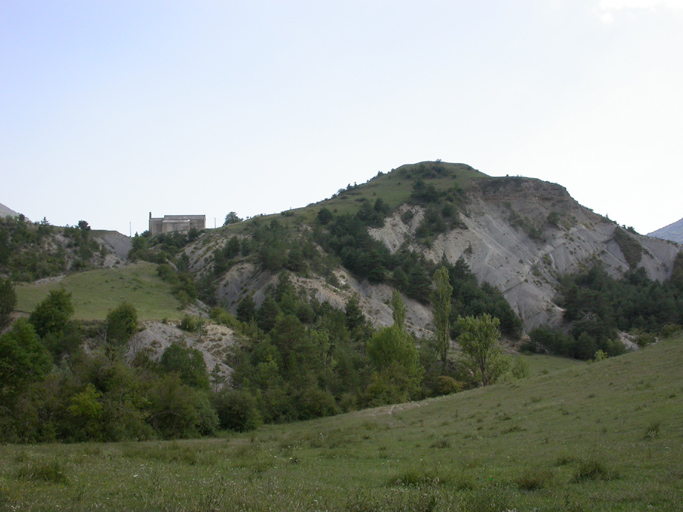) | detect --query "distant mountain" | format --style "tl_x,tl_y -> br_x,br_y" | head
648,217 -> 683,244
0,203 -> 19,218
